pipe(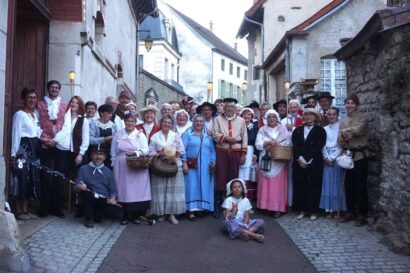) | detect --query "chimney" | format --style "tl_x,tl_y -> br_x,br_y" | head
209,20 -> 213,32
234,42 -> 238,51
